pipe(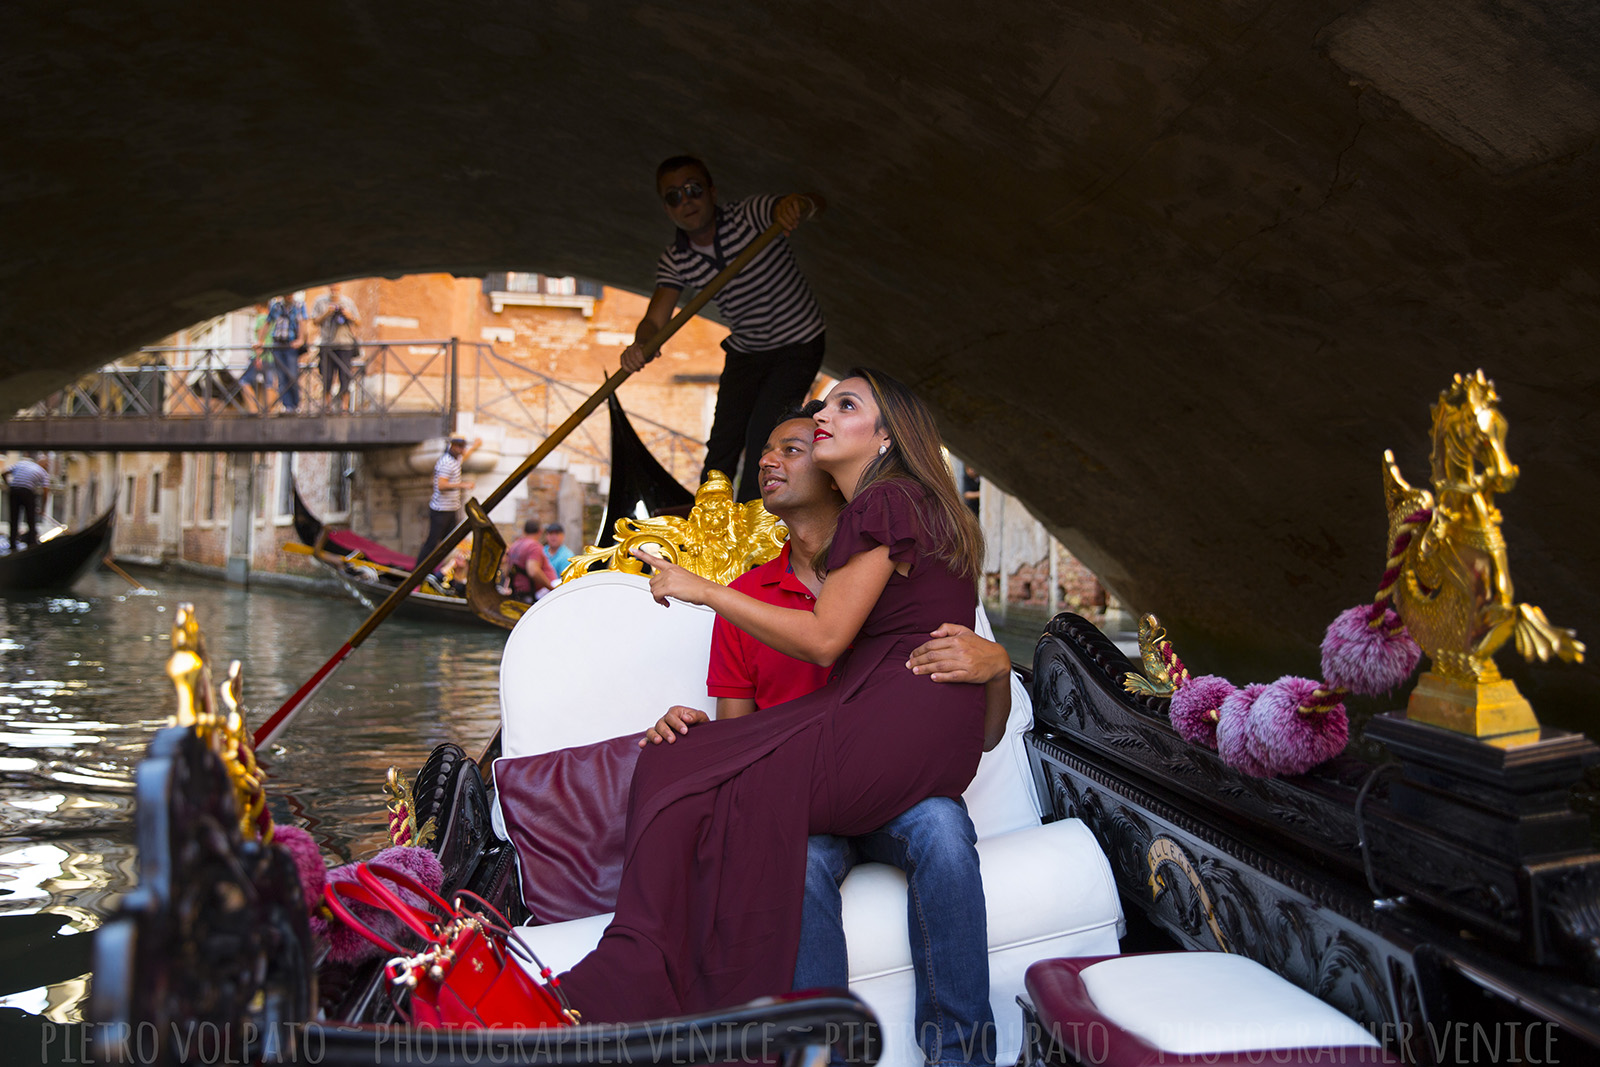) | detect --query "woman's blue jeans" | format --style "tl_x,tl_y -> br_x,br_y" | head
792,796 -> 996,1067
